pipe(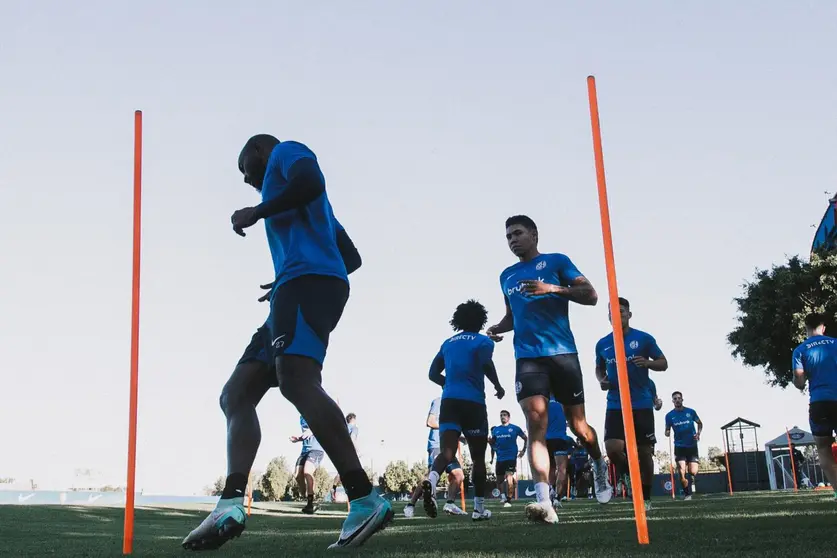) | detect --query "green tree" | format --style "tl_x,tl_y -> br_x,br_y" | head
383,460 -> 412,493
707,446 -> 726,470
260,456 -> 292,502
312,467 -> 332,500
728,252 -> 837,387
409,461 -> 427,491
654,450 -> 672,473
